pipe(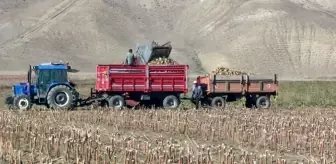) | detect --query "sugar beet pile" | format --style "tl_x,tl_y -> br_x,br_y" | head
148,57 -> 178,65
149,57 -> 252,75
211,67 -> 253,75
